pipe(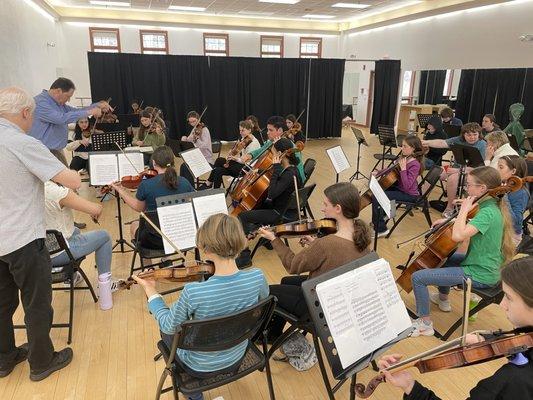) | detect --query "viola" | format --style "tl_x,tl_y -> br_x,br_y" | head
396,176 -> 528,292
224,135 -> 253,168
119,260 -> 215,290
247,219 -> 337,240
100,169 -> 158,195
355,328 -> 533,398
